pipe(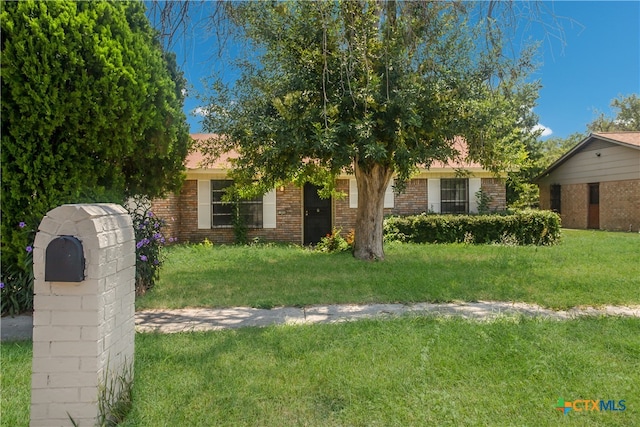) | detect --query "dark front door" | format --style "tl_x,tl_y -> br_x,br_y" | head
588,183 -> 600,229
303,183 -> 332,245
